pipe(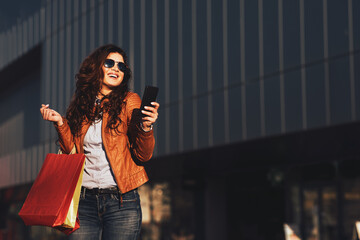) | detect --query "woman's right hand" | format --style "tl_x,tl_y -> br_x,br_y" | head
40,104 -> 63,126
